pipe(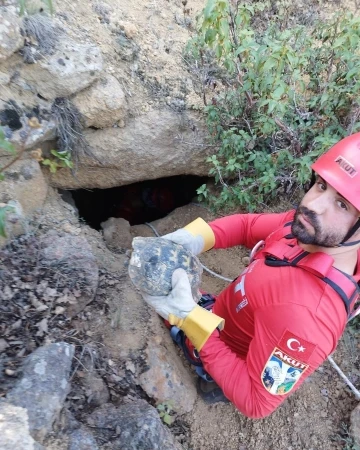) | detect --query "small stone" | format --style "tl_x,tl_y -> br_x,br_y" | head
118,21 -> 138,38
55,306 -> 66,315
62,222 -> 81,235
125,361 -> 135,374
0,339 -> 9,352
5,369 -> 16,376
242,256 -> 250,266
